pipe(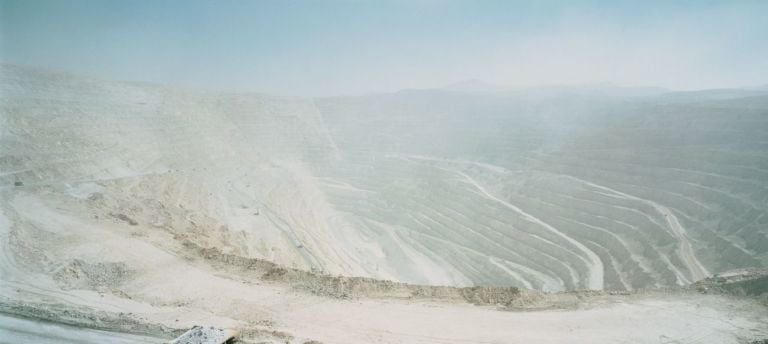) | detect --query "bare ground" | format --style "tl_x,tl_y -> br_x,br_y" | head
2,180 -> 767,343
